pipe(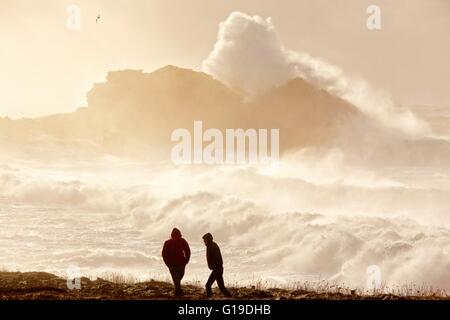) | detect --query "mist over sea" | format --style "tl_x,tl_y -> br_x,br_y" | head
1,139 -> 450,290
